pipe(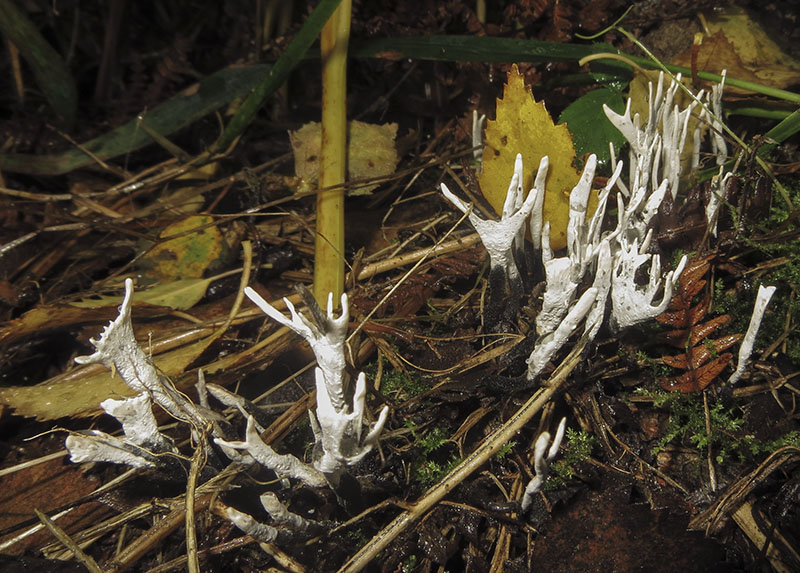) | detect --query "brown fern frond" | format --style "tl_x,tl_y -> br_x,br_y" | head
656,254 -> 743,393
660,353 -> 734,393
661,334 -> 742,370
